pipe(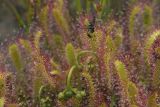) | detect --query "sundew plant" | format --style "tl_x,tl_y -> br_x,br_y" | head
0,0 -> 160,107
